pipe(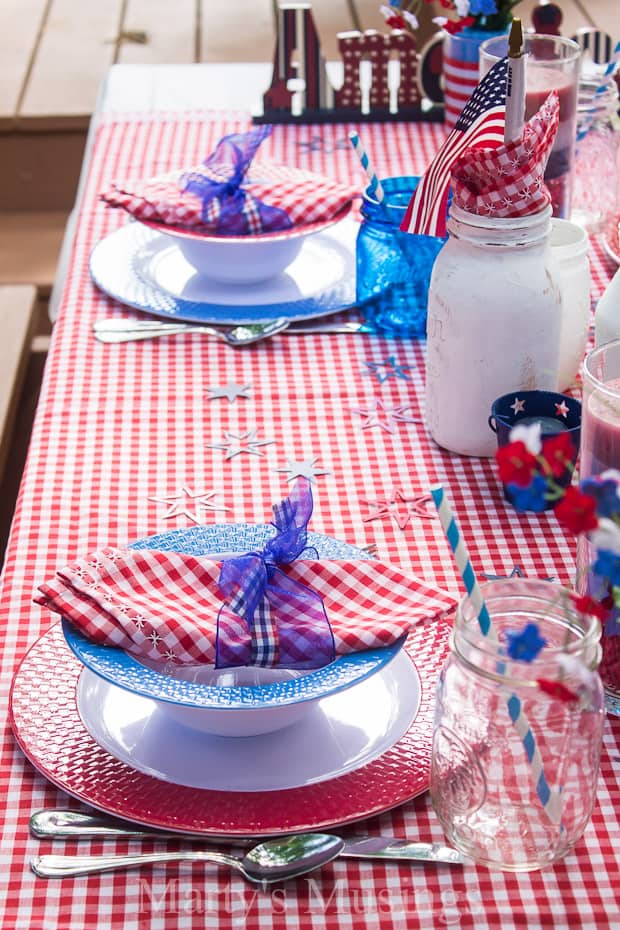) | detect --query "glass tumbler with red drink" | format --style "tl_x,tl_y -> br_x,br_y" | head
479,34 -> 581,219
